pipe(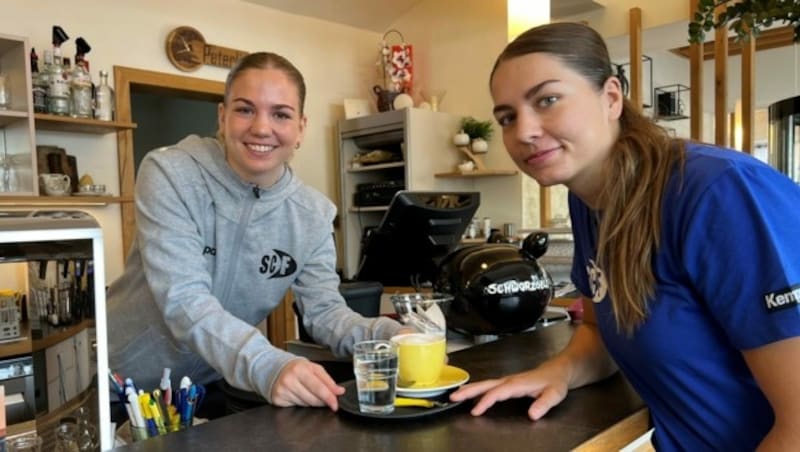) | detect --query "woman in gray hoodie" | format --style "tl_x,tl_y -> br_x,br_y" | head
107,52 -> 409,413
